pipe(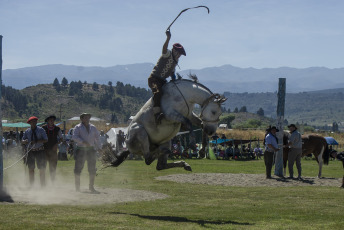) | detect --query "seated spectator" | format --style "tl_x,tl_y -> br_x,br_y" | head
225,144 -> 233,160
254,145 -> 263,159
172,141 -> 184,159
217,144 -> 226,160
246,144 -> 255,159
233,144 -> 241,159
